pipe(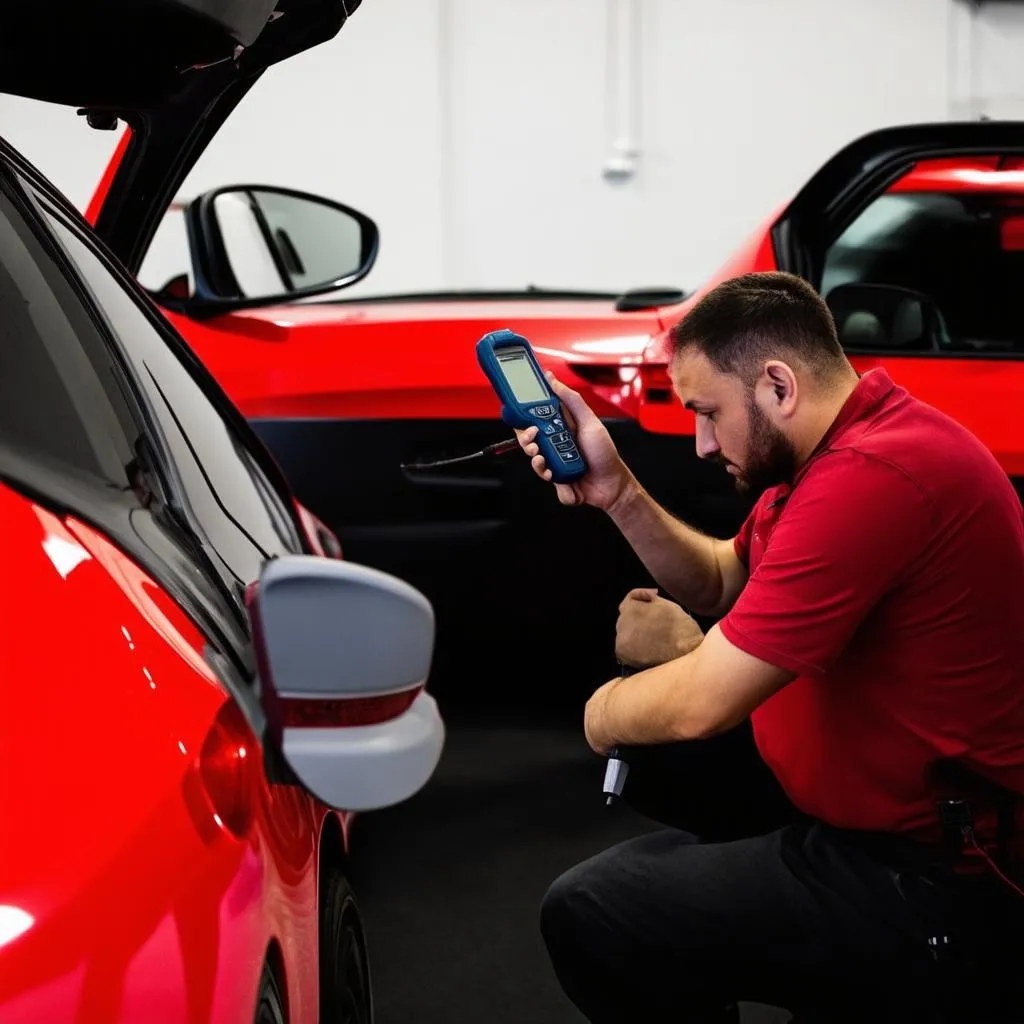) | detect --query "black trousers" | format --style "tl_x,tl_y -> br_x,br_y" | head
540,727 -> 1022,1023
